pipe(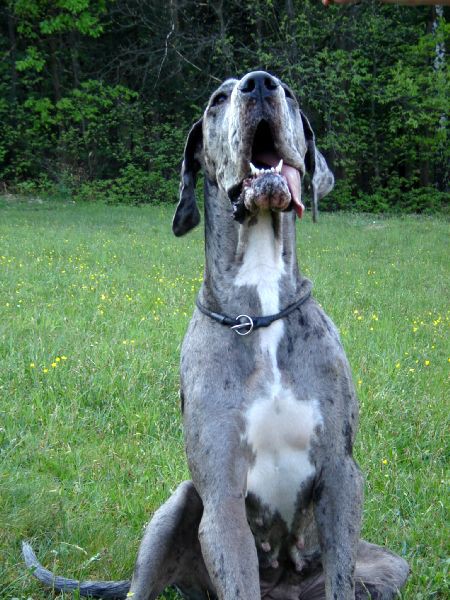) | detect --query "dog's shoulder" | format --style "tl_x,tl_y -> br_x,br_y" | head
279,300 -> 357,398
283,299 -> 344,357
